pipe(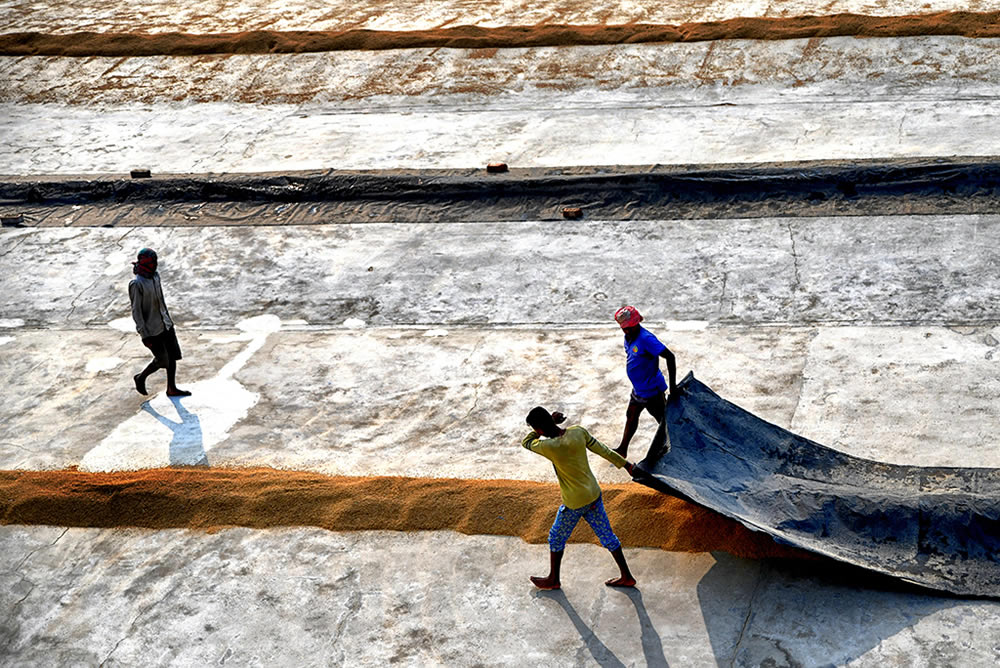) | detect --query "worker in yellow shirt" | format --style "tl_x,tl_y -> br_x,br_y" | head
521,406 -> 637,590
